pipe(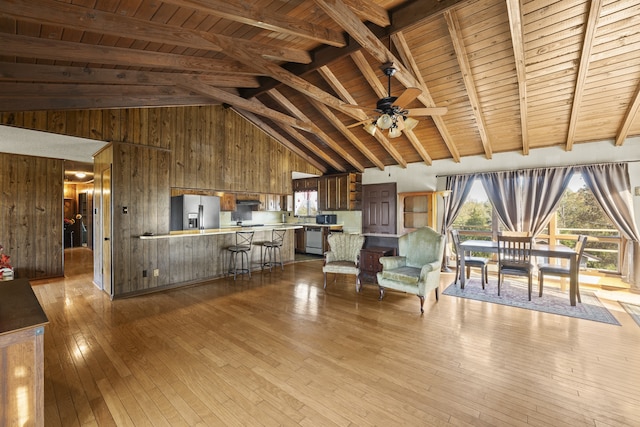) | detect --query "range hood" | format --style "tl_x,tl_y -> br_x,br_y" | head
235,199 -> 261,206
